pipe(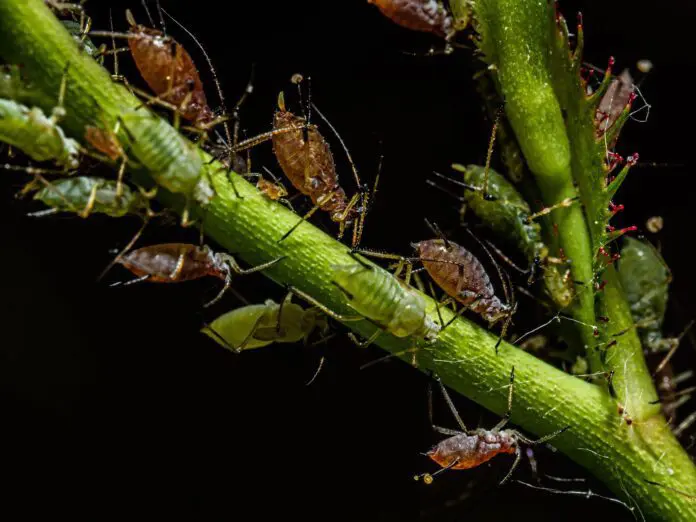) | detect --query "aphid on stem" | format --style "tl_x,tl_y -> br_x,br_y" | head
113,243 -> 284,307
415,367 -> 570,485
201,293 -> 329,353
272,77 -> 374,247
